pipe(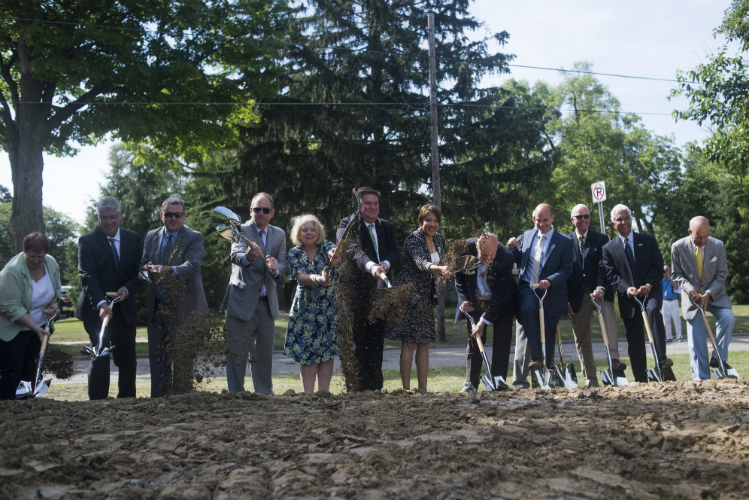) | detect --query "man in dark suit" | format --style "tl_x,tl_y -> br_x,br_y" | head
76,197 -> 144,400
455,233 -> 517,392
336,187 -> 399,391
602,204 -> 673,383
566,204 -> 622,387
509,203 -> 574,371
140,197 -> 209,397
